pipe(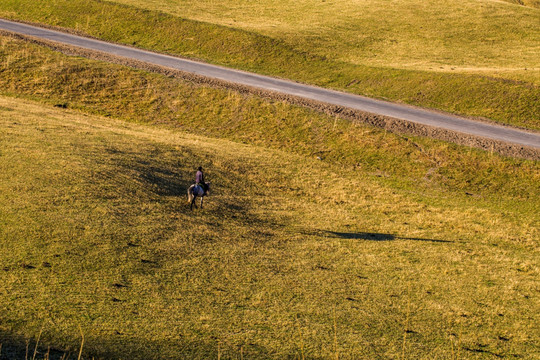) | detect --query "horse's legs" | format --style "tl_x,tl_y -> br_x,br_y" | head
200,197 -> 204,209
190,195 -> 196,210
